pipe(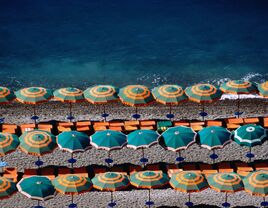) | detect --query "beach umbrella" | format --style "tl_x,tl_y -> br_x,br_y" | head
0,177 -> 17,199
15,87 -> 53,126
243,170 -> 268,207
130,171 -> 169,207
53,87 -> 84,121
170,171 -> 208,207
152,85 -> 188,119
159,126 -> 196,163
53,174 -> 92,208
127,130 -> 160,166
220,80 -> 258,117
207,172 -> 244,208
118,85 -> 154,120
92,172 -> 130,207
90,130 -> 127,166
0,87 -> 15,124
57,131 -> 90,170
198,126 -> 232,163
185,84 -> 222,121
233,124 -> 267,162
258,81 -> 268,114
84,85 -> 119,121
17,176 -> 55,208
19,130 -> 57,167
